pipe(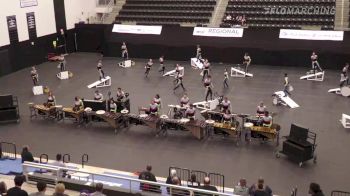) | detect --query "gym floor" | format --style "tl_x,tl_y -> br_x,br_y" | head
0,52 -> 349,195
